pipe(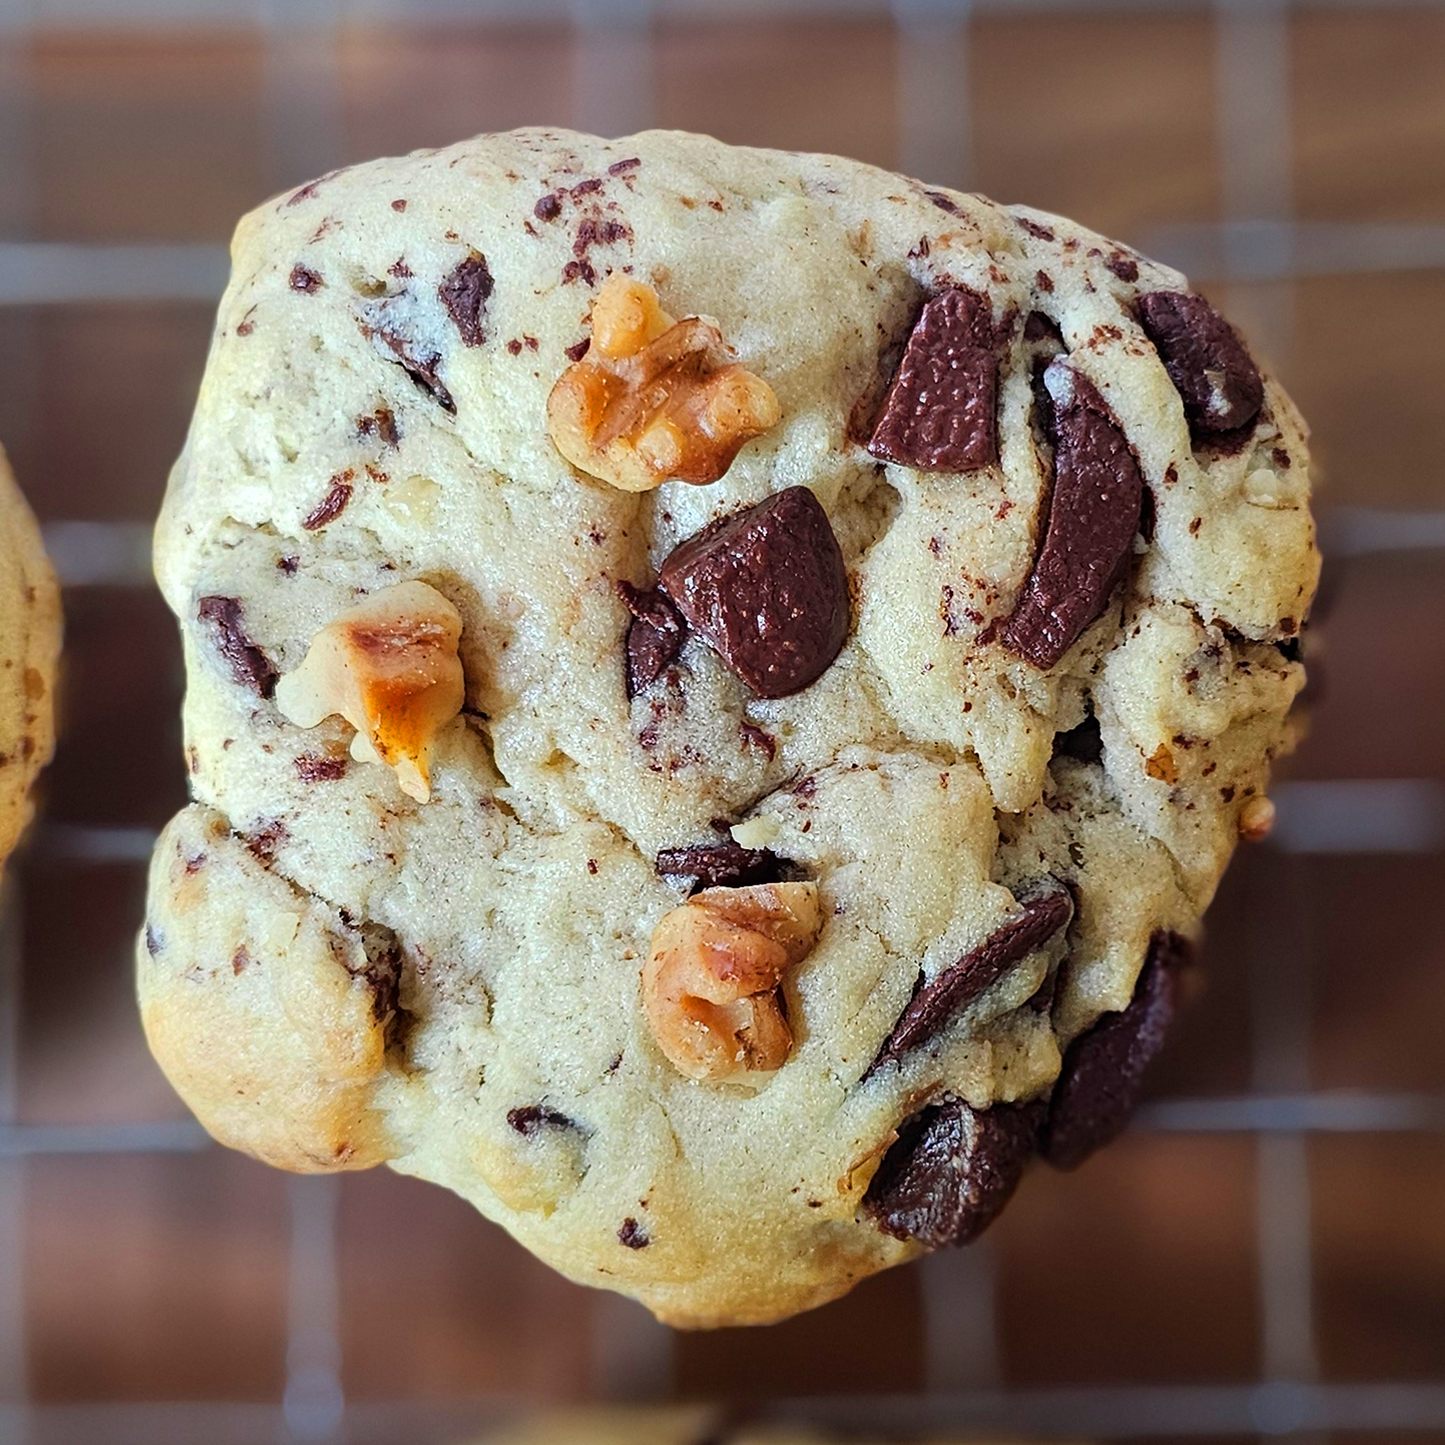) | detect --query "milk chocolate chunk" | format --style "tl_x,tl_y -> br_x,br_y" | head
867,288 -> 998,471
1001,362 -> 1144,668
655,842 -> 783,891
1137,291 -> 1264,437
197,595 -> 277,699
658,487 -> 848,699
872,879 -> 1073,1070
864,1099 -> 1043,1247
1040,930 -> 1190,1170
618,582 -> 686,698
